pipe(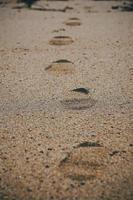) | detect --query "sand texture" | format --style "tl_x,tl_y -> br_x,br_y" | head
0,0 -> 133,200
